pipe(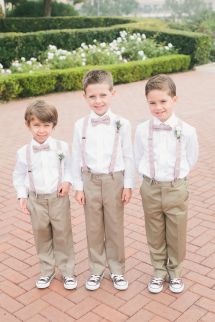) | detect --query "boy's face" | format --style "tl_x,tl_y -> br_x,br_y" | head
26,116 -> 54,144
146,89 -> 177,122
84,83 -> 115,116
